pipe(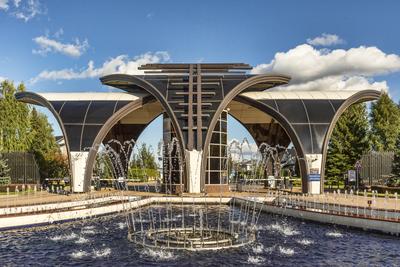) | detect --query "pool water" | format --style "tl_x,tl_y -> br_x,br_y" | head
0,207 -> 399,266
